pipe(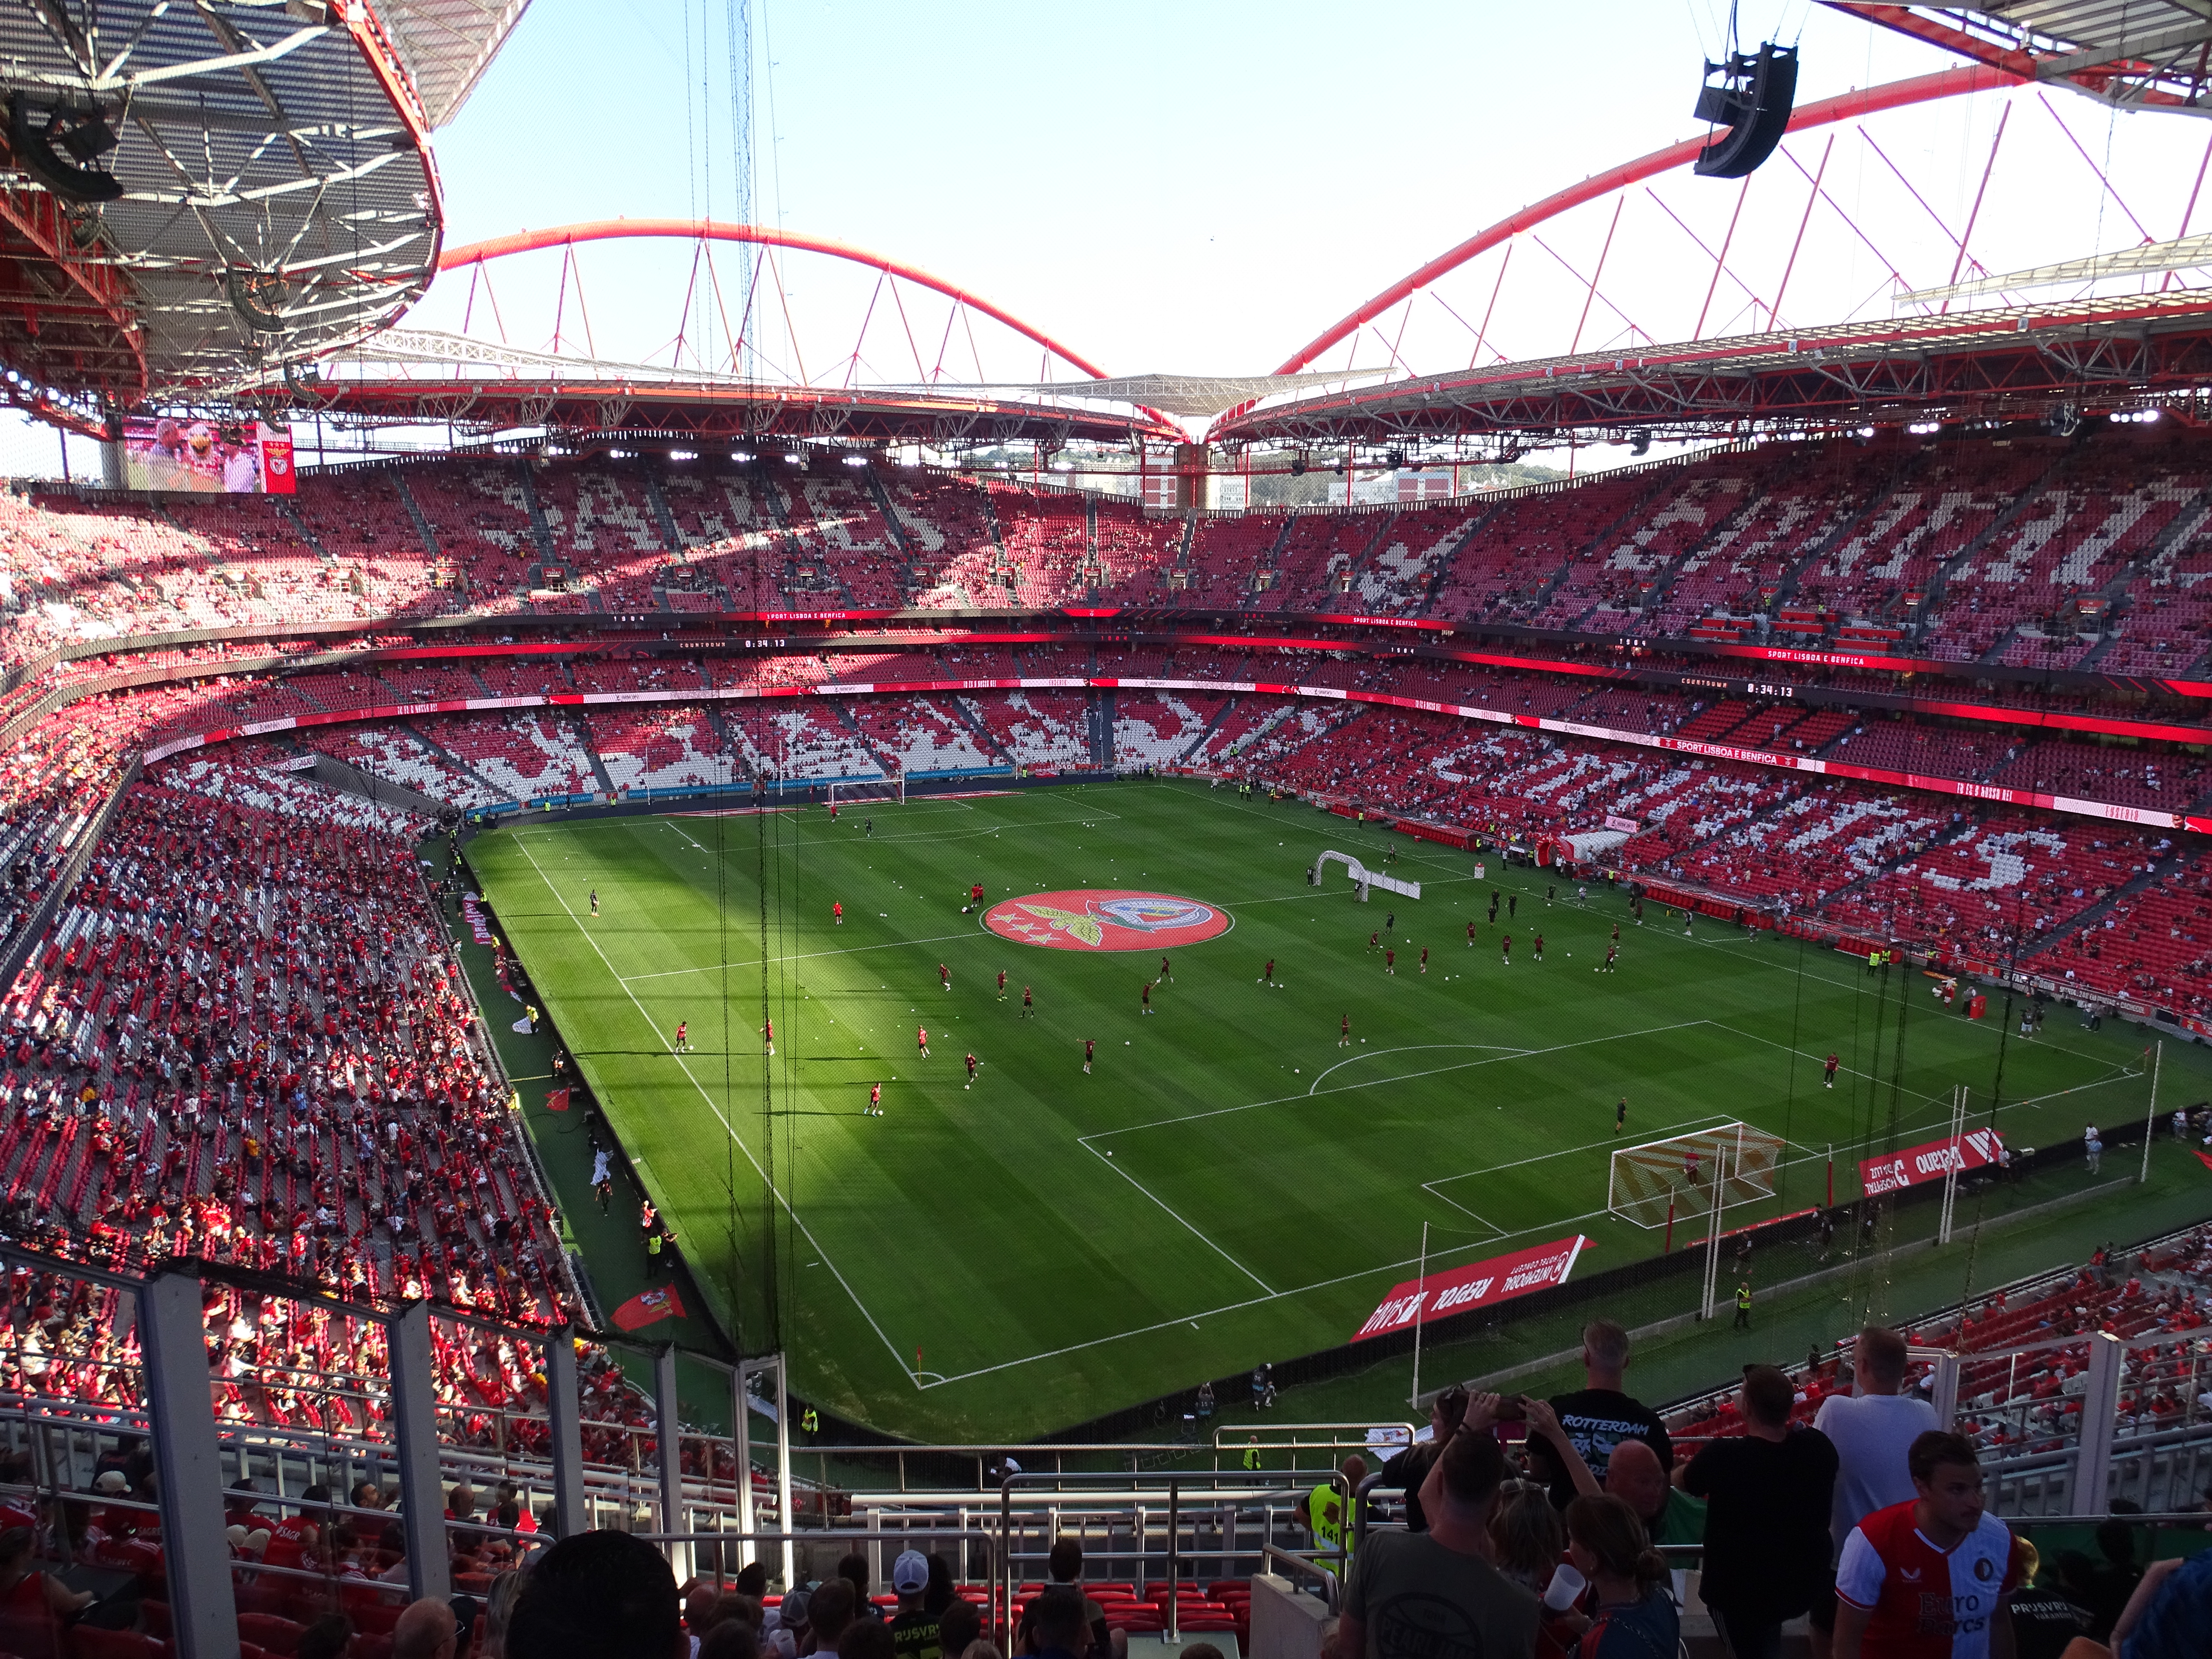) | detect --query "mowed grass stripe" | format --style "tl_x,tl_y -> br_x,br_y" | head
467,783 -> 2193,1441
